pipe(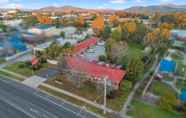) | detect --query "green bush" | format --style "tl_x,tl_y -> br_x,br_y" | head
158,92 -> 177,112
98,55 -> 107,62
